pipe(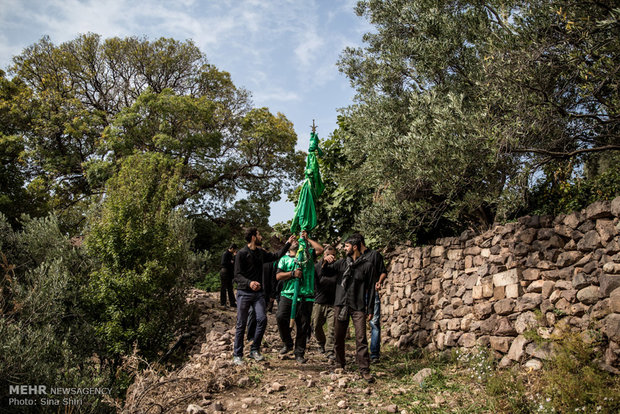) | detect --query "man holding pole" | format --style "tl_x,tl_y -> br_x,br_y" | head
276,230 -> 323,364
